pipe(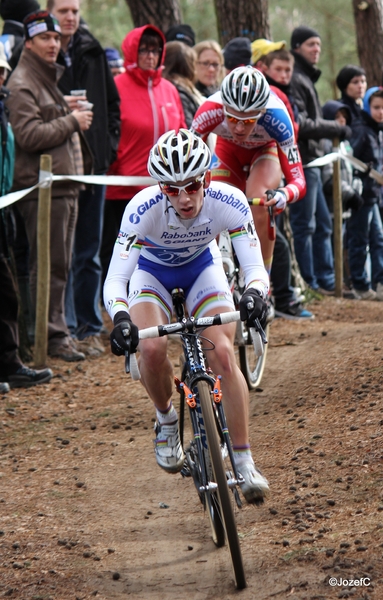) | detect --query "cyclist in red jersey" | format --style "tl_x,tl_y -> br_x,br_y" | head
192,66 -> 306,274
